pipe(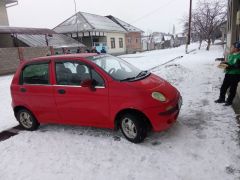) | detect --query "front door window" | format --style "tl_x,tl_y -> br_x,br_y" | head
55,61 -> 105,87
